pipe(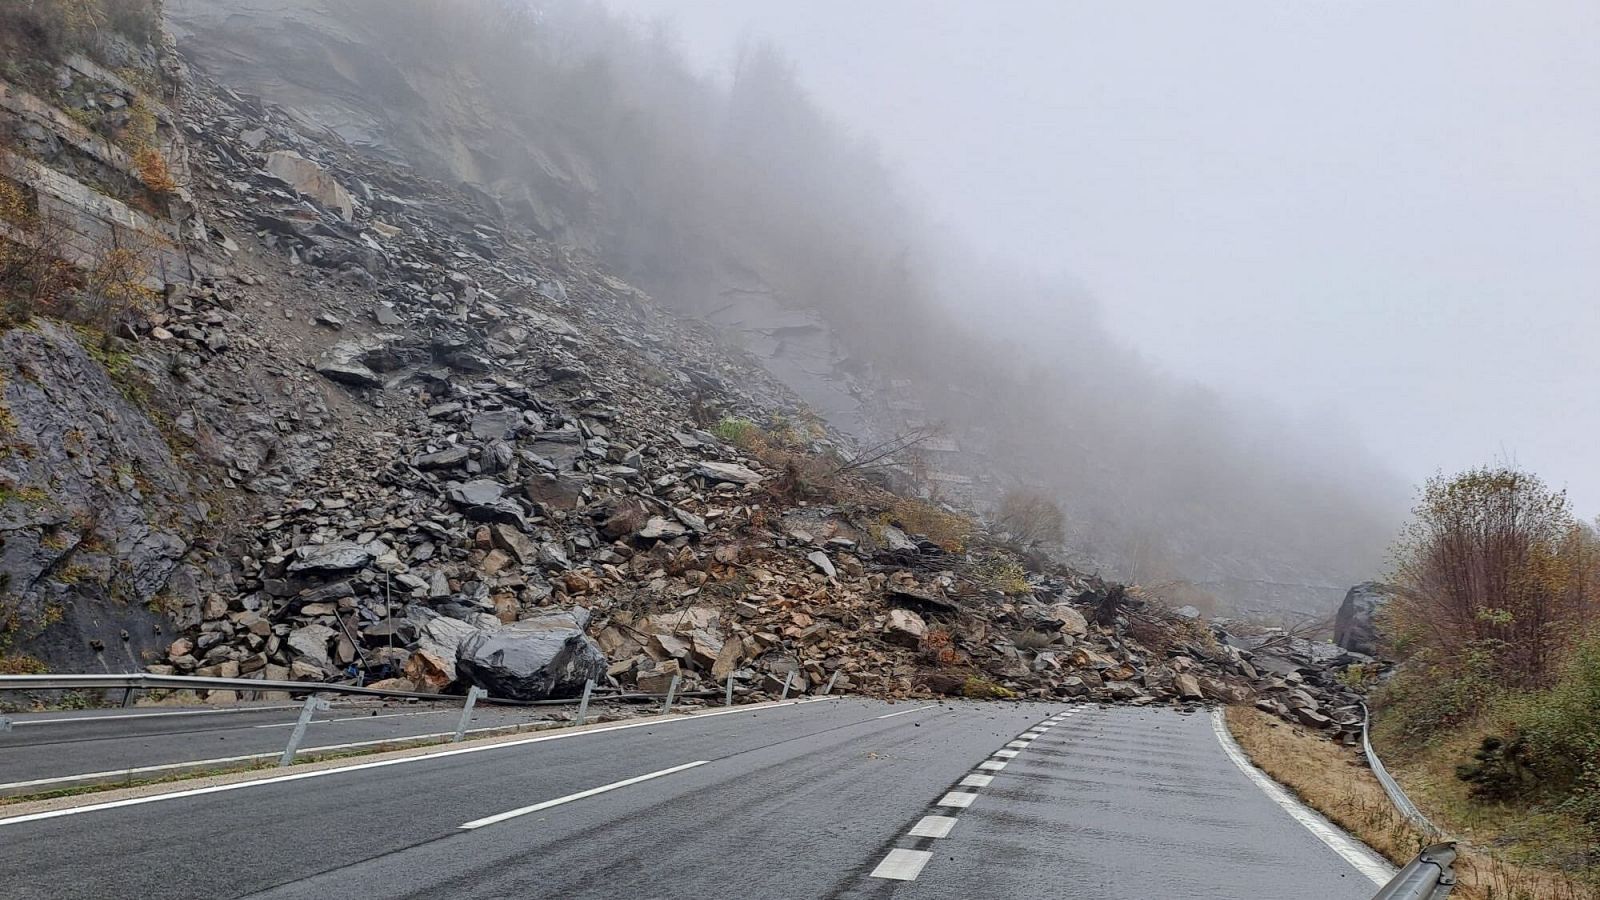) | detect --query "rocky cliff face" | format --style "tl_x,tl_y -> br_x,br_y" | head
0,5 -> 1385,732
